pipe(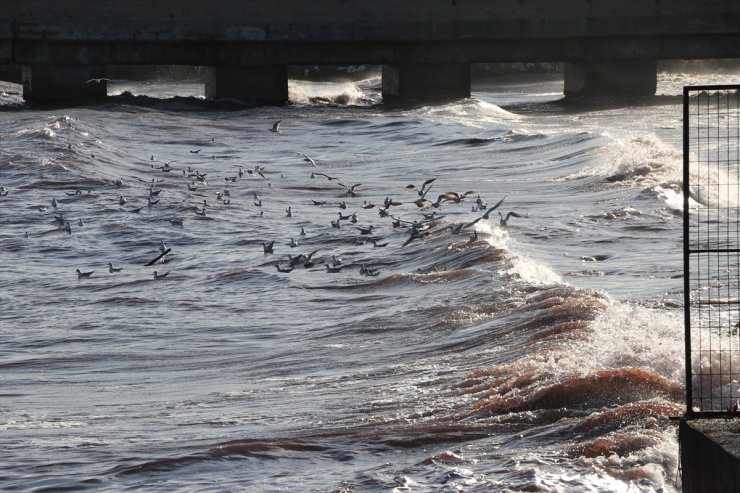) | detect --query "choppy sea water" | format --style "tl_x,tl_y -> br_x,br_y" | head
0,71 -> 736,492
